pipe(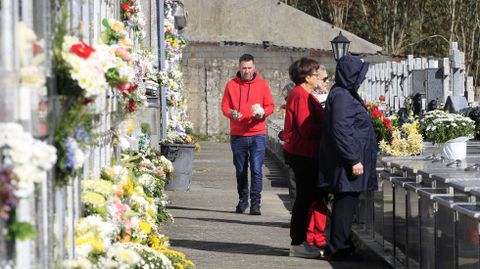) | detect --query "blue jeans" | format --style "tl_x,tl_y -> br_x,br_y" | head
230,134 -> 266,208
